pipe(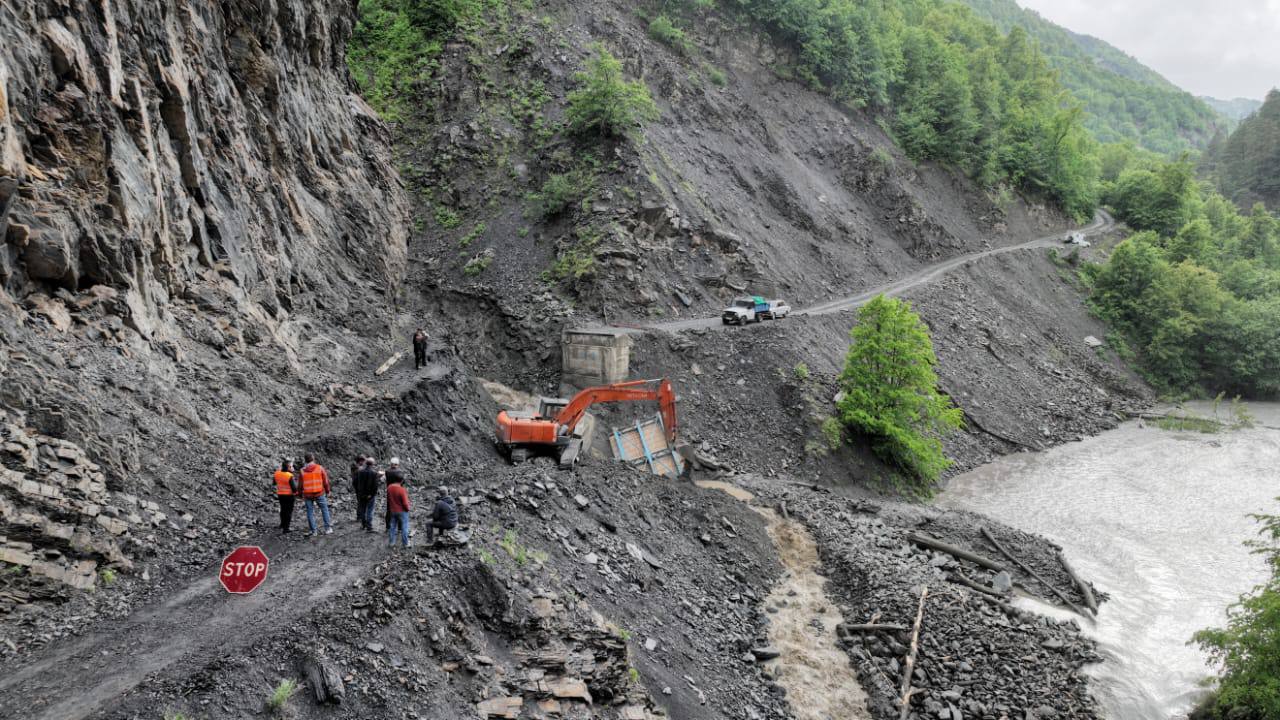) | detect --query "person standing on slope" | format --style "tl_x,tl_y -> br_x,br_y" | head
383,457 -> 407,531
349,454 -> 366,524
413,328 -> 428,370
273,458 -> 299,534
386,471 -> 412,549
353,456 -> 381,533
299,453 -> 333,536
